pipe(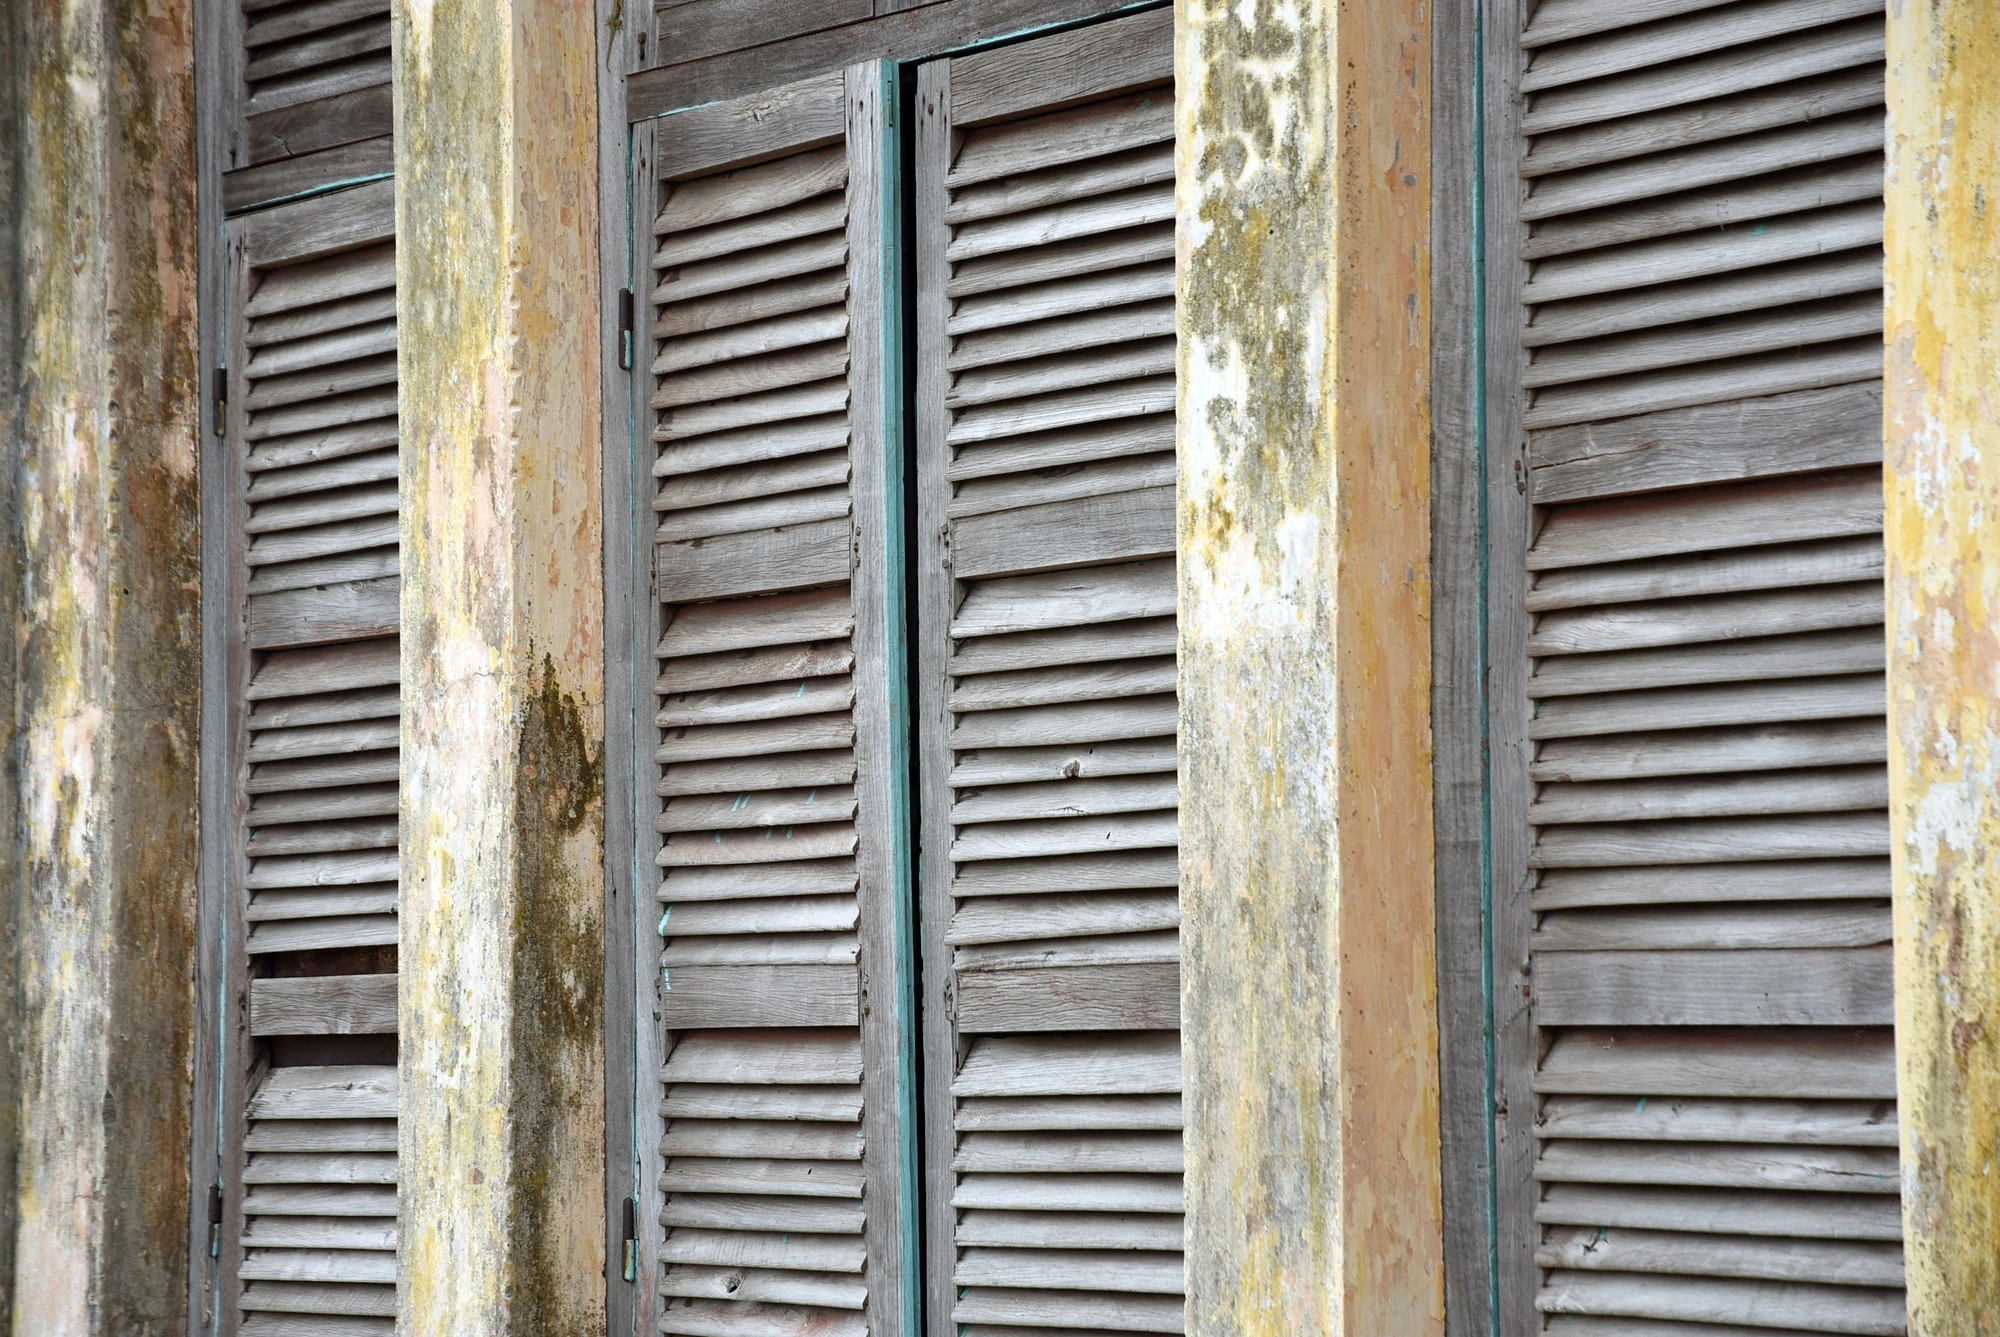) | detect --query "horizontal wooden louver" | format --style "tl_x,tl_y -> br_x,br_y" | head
1497,2 -> 1902,1333
914,13 -> 1184,1336
235,0 -> 394,172
224,180 -> 400,1336
639,67 -> 910,1337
